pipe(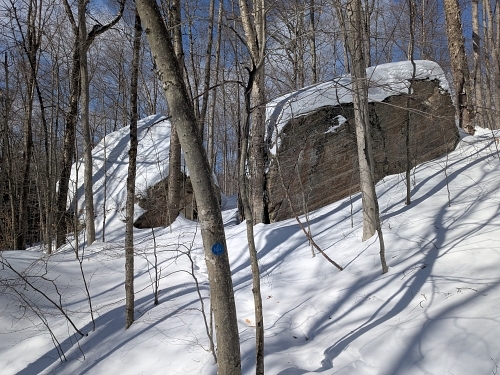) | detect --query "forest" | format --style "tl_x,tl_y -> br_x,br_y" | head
2,0 -> 496,251
1,0 -> 500,374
